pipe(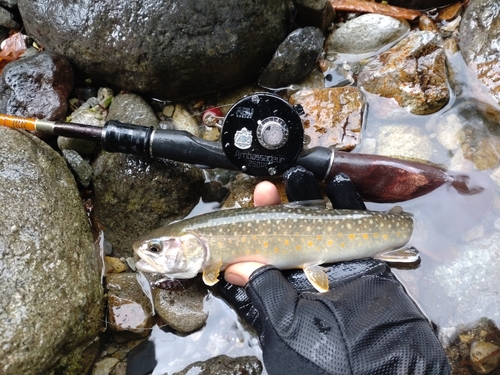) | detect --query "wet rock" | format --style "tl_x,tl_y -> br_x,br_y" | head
0,6 -> 20,29
106,273 -> 154,342
376,125 -> 433,161
325,14 -> 409,58
0,0 -> 18,9
460,0 -> 500,105
430,113 -> 465,150
173,355 -> 263,375
289,87 -> 365,151
92,154 -> 204,258
18,1 -> 292,101
171,103 -> 200,137
107,93 -> 159,128
470,340 -> 500,374
444,318 -> 500,375
294,0 -> 335,33
0,51 -> 73,120
61,149 -> 93,187
222,174 -> 259,208
358,30 -> 449,115
91,357 -> 119,375
154,278 -> 208,333
0,127 -> 103,374
258,27 -> 324,89
105,256 -> 128,274
461,130 -> 500,170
